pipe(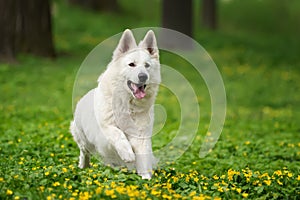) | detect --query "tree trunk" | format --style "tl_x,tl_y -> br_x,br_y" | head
0,0 -> 17,62
68,0 -> 119,12
162,0 -> 193,37
16,0 -> 55,57
161,0 -> 193,50
0,0 -> 55,62
202,0 -> 217,30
